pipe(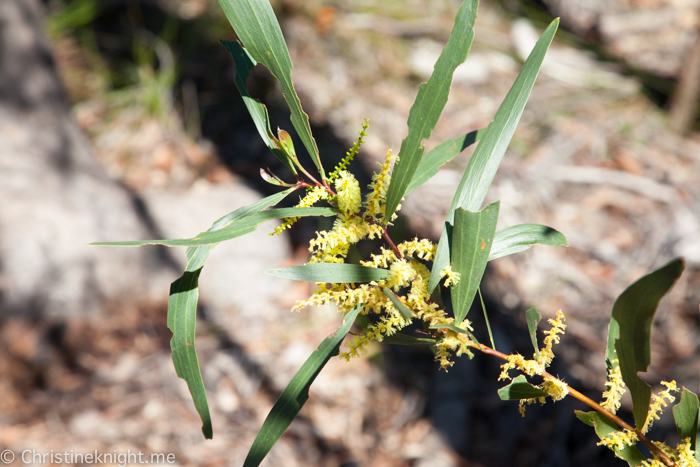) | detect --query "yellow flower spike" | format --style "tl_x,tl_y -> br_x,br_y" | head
600,362 -> 626,414
540,376 -> 569,401
597,429 -> 639,451
329,118 -> 369,182
335,170 -> 361,216
365,149 -> 394,219
642,380 -> 679,434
